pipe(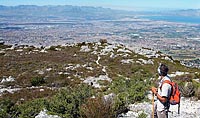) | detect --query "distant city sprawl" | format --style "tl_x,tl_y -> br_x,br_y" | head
0,5 -> 200,68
